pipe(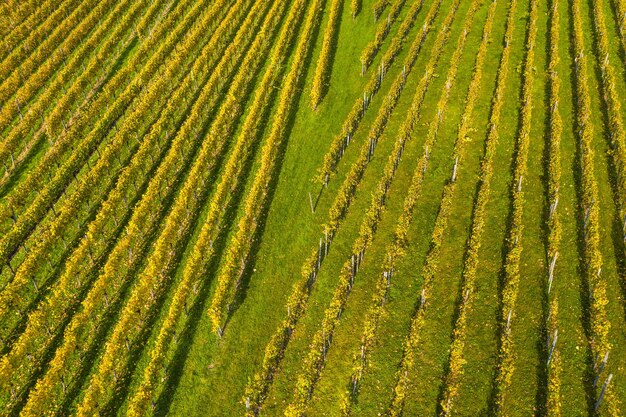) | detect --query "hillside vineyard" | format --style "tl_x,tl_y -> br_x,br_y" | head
1,0 -> 626,415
